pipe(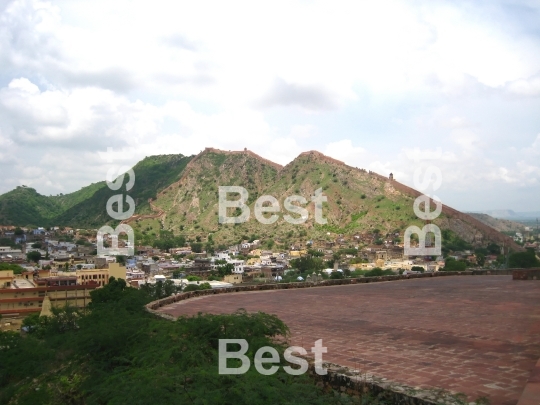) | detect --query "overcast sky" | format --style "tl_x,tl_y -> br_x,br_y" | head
1,0 -> 539,212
